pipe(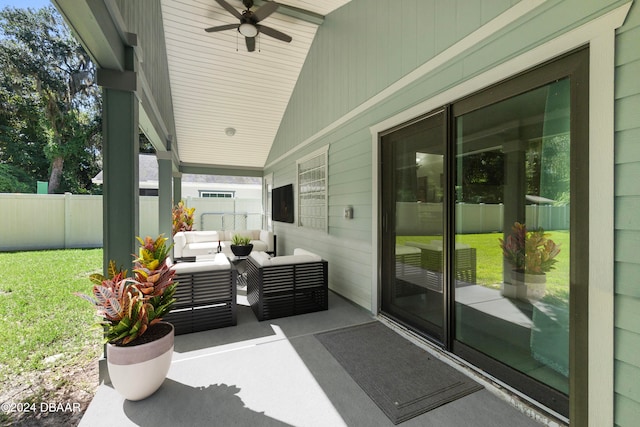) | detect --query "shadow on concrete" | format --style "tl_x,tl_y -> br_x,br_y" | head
172,306 -> 277,353
123,379 -> 291,426
172,292 -> 374,354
